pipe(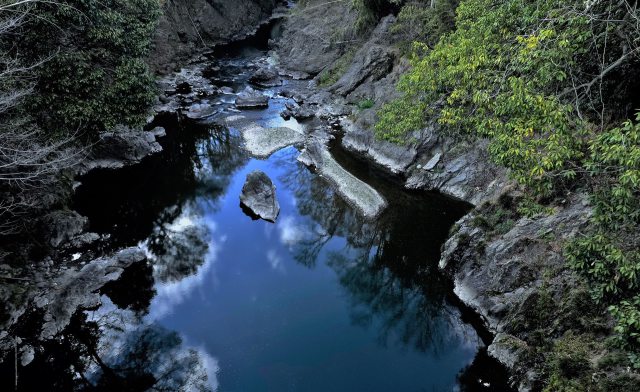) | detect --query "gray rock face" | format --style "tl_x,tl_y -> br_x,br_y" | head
79,125 -> 163,175
39,210 -> 88,248
150,0 -> 278,73
35,248 -> 146,339
439,194 -> 592,389
275,0 -> 359,74
236,87 -> 269,109
341,116 -> 417,174
240,171 -> 280,222
330,45 -> 394,96
405,134 -> 508,206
